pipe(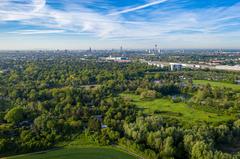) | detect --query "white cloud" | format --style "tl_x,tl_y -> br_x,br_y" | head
9,29 -> 65,34
0,0 -> 122,37
109,0 -> 168,16
0,0 -> 46,20
0,0 -> 239,48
